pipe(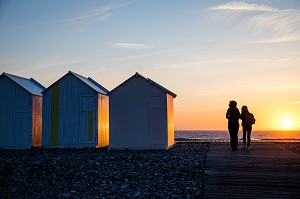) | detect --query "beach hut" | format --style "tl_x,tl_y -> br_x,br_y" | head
0,72 -> 45,149
42,71 -> 109,148
109,72 -> 177,150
